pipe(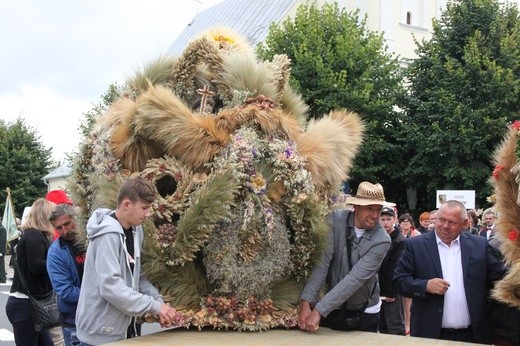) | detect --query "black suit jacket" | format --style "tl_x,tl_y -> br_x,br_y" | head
379,227 -> 405,298
0,224 -> 6,256
393,231 -> 506,344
